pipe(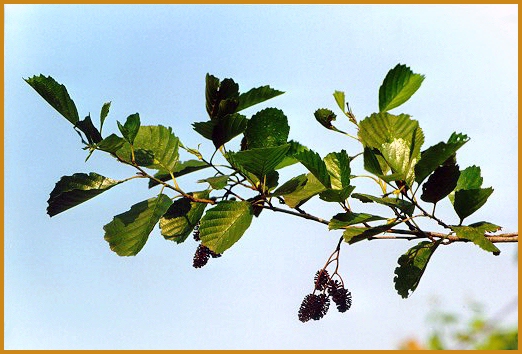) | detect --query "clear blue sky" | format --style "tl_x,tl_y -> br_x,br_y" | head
4,4 -> 518,349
